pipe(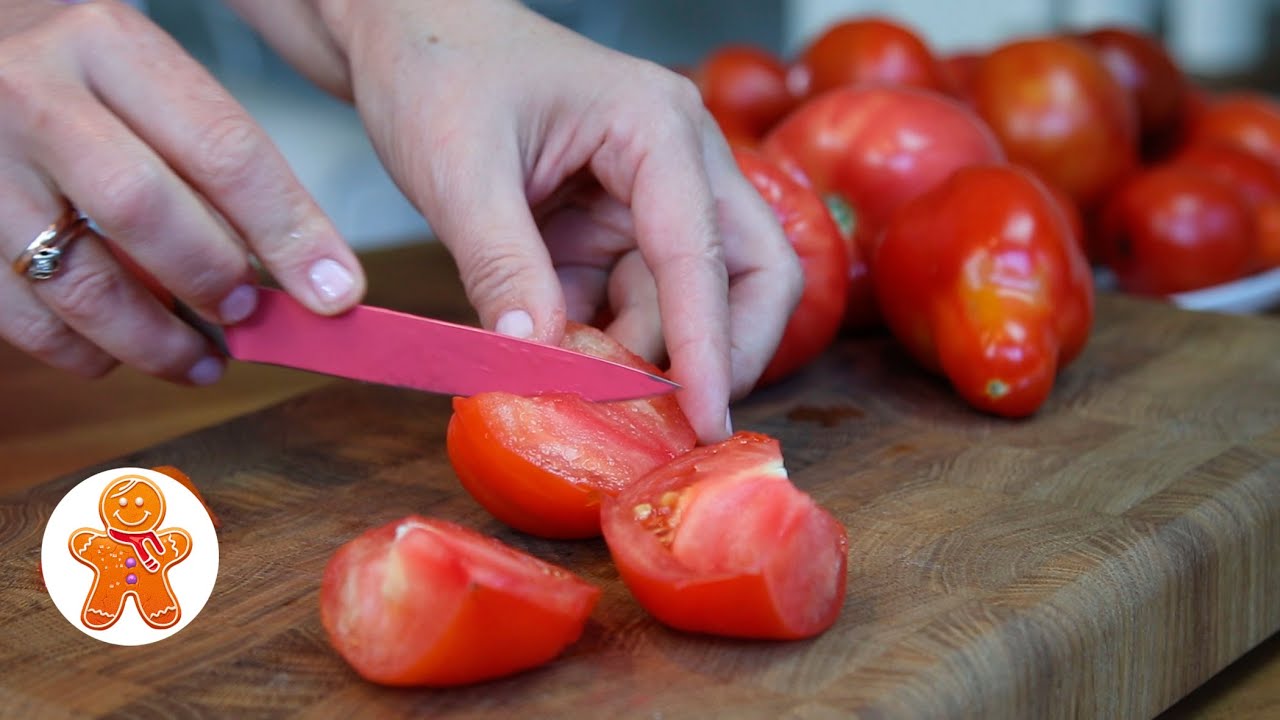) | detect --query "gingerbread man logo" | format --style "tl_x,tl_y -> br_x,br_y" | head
68,474 -> 192,630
